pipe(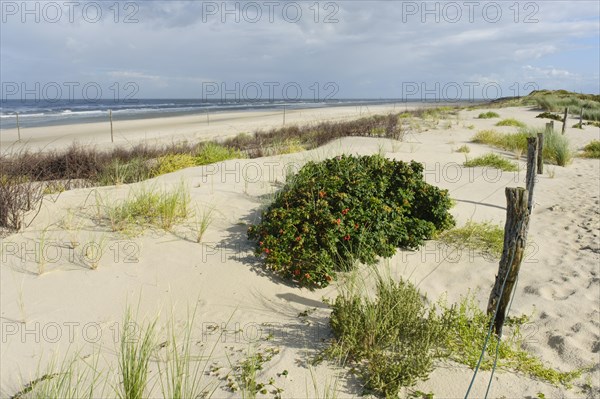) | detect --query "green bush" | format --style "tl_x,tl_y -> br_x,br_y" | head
542,128 -> 573,166
495,118 -> 526,128
477,111 -> 500,119
464,153 -> 519,172
582,140 -> 600,158
438,221 -> 504,258
247,155 -> 455,288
